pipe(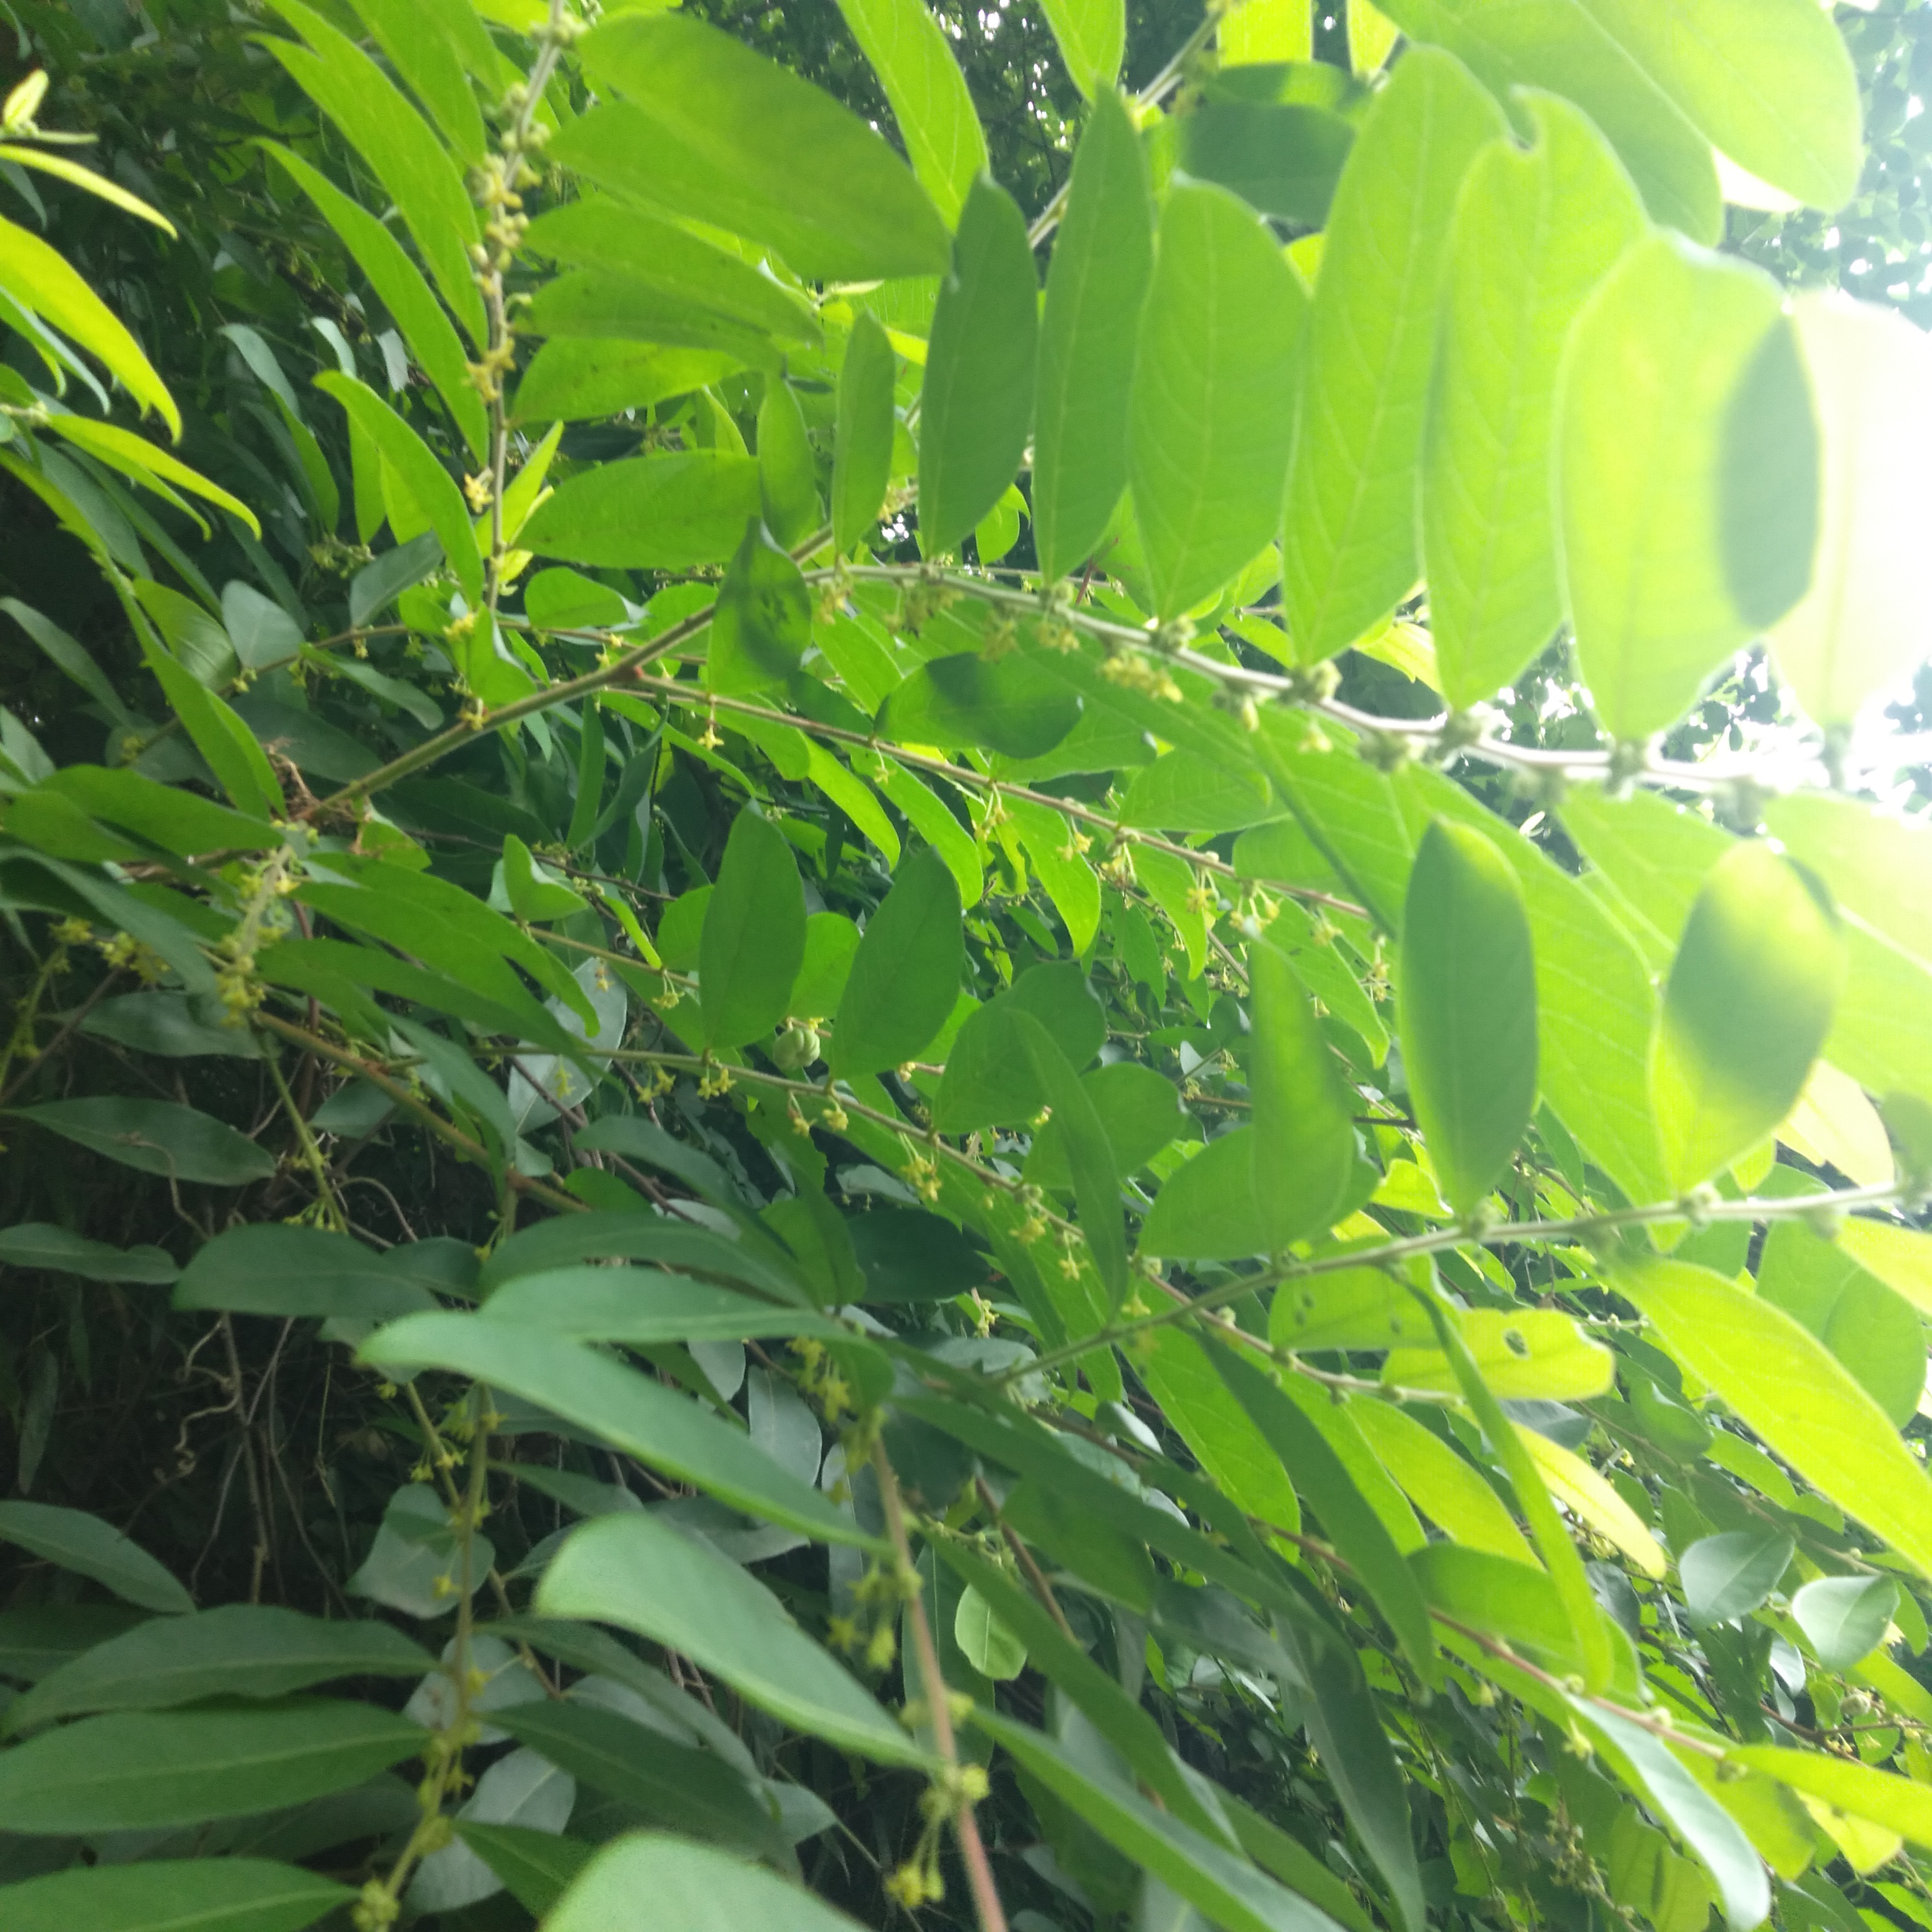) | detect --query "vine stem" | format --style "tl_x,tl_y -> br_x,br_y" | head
872,1439 -> 1010,1932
